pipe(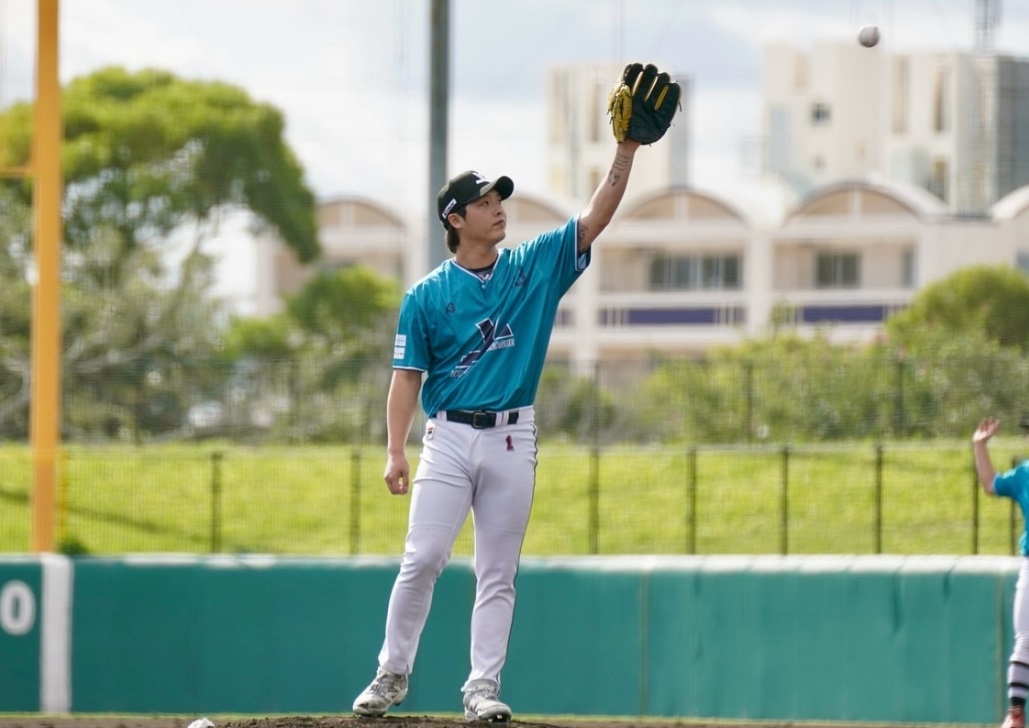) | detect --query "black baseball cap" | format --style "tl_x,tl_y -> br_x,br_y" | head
436,170 -> 514,229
